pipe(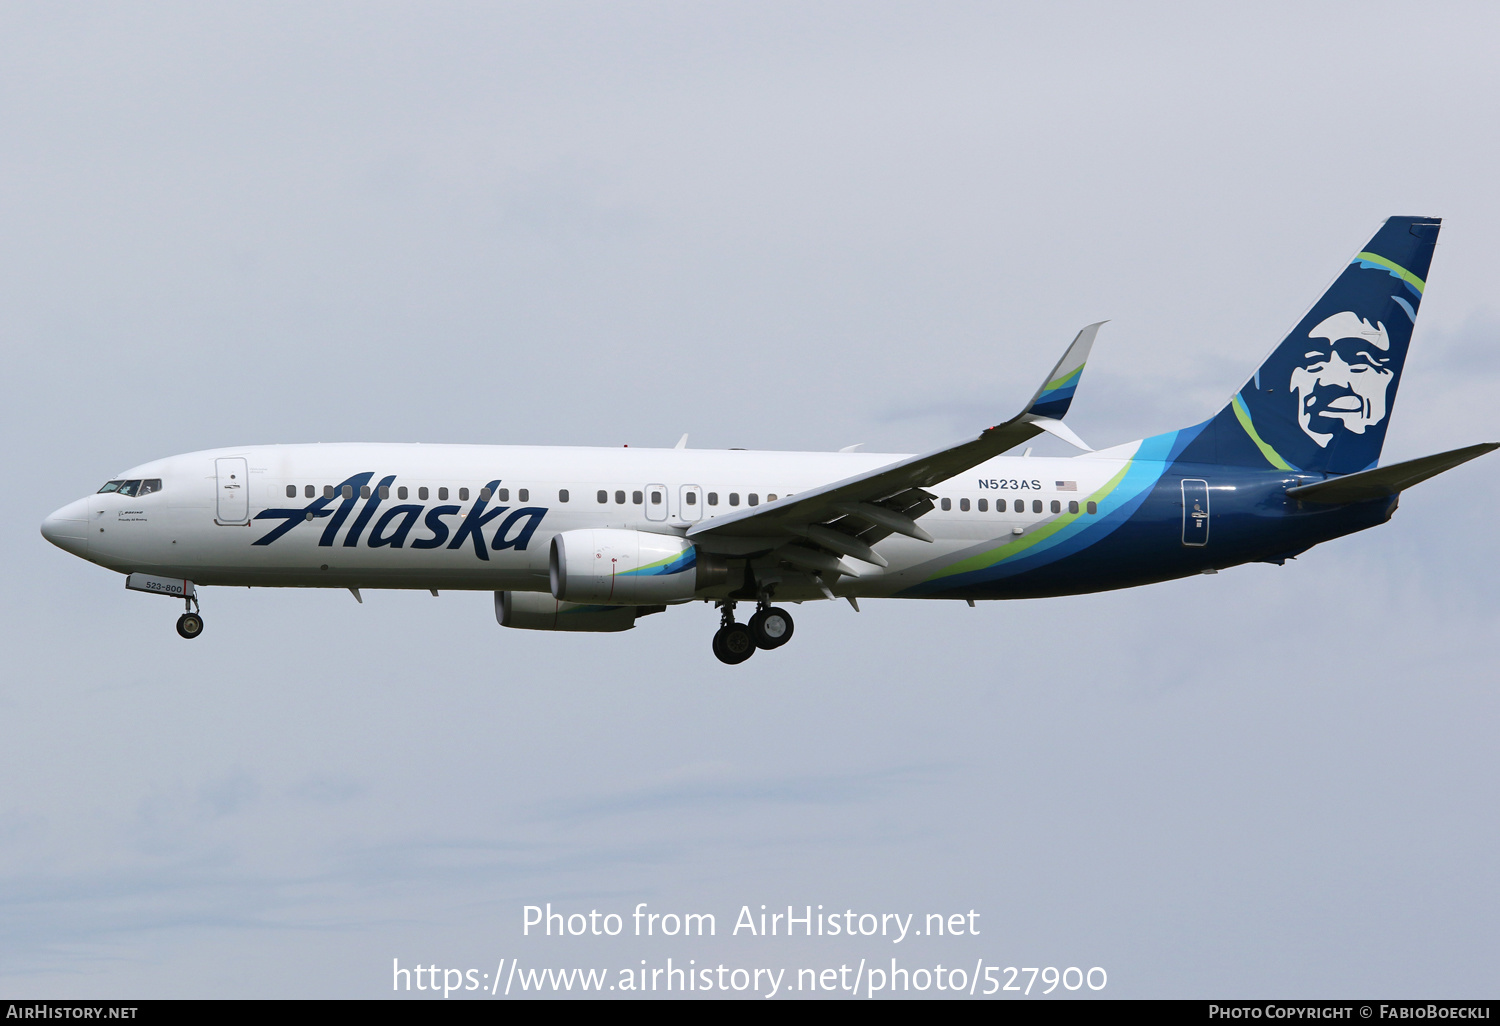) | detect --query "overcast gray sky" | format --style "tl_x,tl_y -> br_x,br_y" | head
3,1 -> 1499,998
